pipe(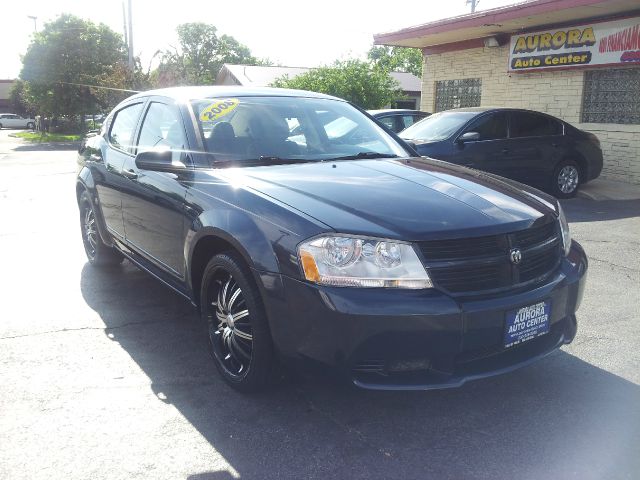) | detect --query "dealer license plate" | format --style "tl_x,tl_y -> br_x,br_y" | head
504,300 -> 551,349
